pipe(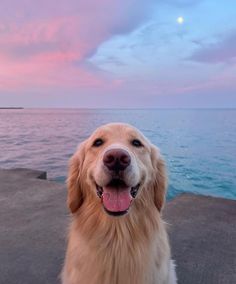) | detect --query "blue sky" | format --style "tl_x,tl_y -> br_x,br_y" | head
0,0 -> 236,108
